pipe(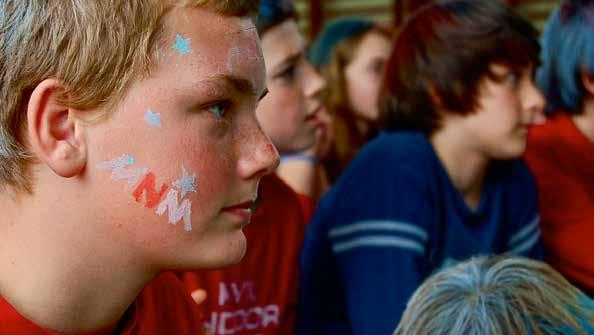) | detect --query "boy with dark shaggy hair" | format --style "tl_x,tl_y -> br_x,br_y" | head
297,1 -> 546,334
